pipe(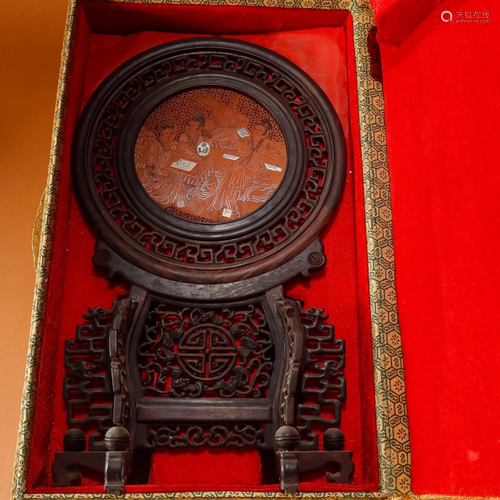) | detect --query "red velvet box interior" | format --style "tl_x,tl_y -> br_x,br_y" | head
26,2 -> 379,493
